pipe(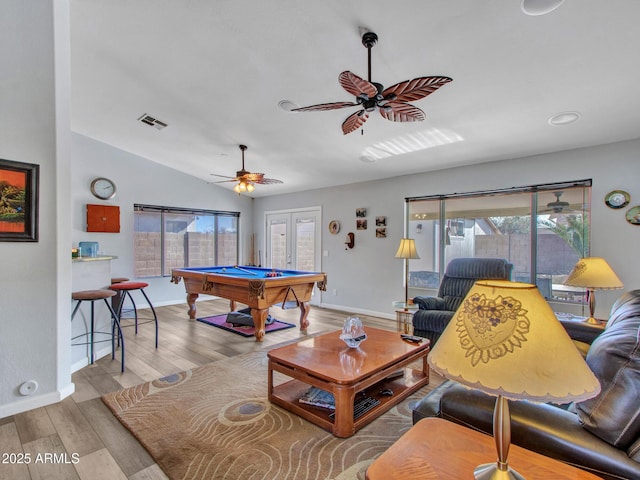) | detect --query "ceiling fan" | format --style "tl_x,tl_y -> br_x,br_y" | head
543,191 -> 571,213
291,31 -> 453,135
210,145 -> 283,194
